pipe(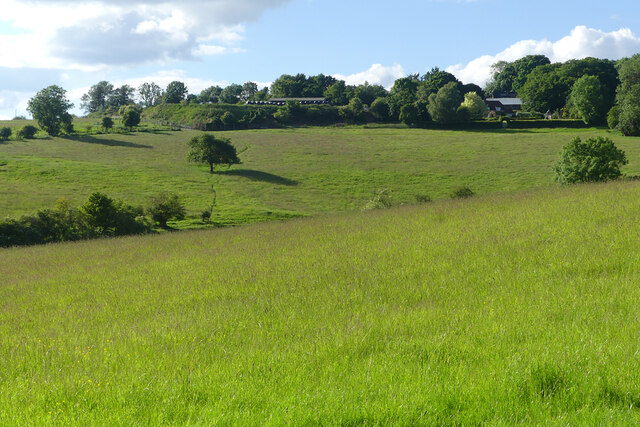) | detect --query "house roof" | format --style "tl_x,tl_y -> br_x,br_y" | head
269,97 -> 326,102
486,98 -> 522,106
